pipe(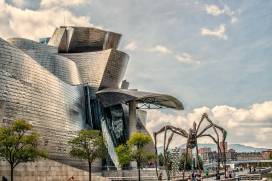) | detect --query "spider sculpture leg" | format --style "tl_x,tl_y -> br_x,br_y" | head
183,141 -> 189,180
196,113 -> 228,178
153,125 -> 188,180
